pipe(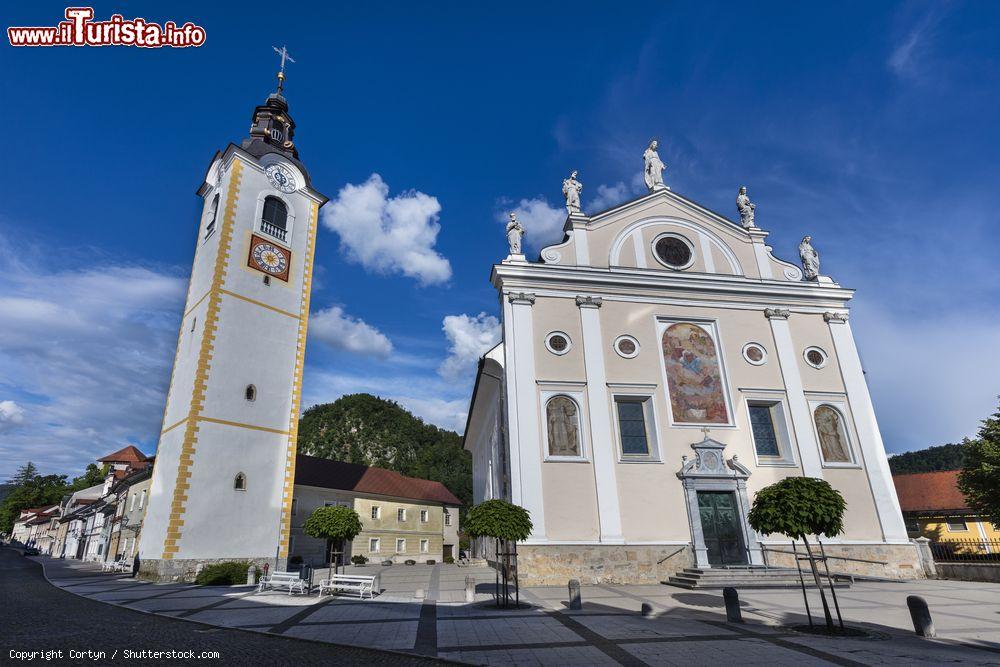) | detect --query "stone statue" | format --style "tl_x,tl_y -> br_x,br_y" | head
562,170 -> 582,214
643,139 -> 667,191
506,212 -> 525,255
799,235 -> 820,280
736,186 -> 756,229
